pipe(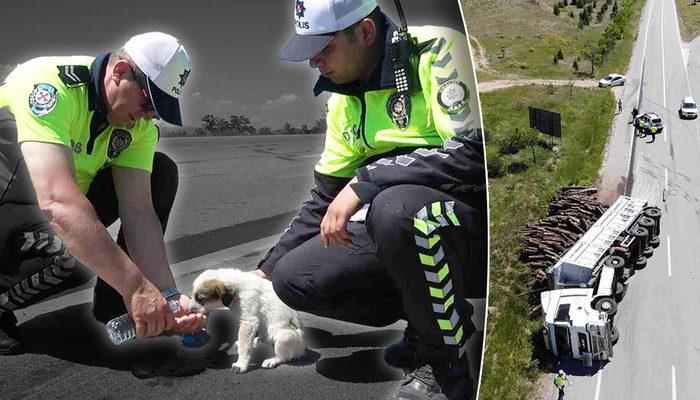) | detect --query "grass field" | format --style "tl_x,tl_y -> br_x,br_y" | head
461,0 -> 643,81
478,85 -> 614,400
676,0 -> 700,41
